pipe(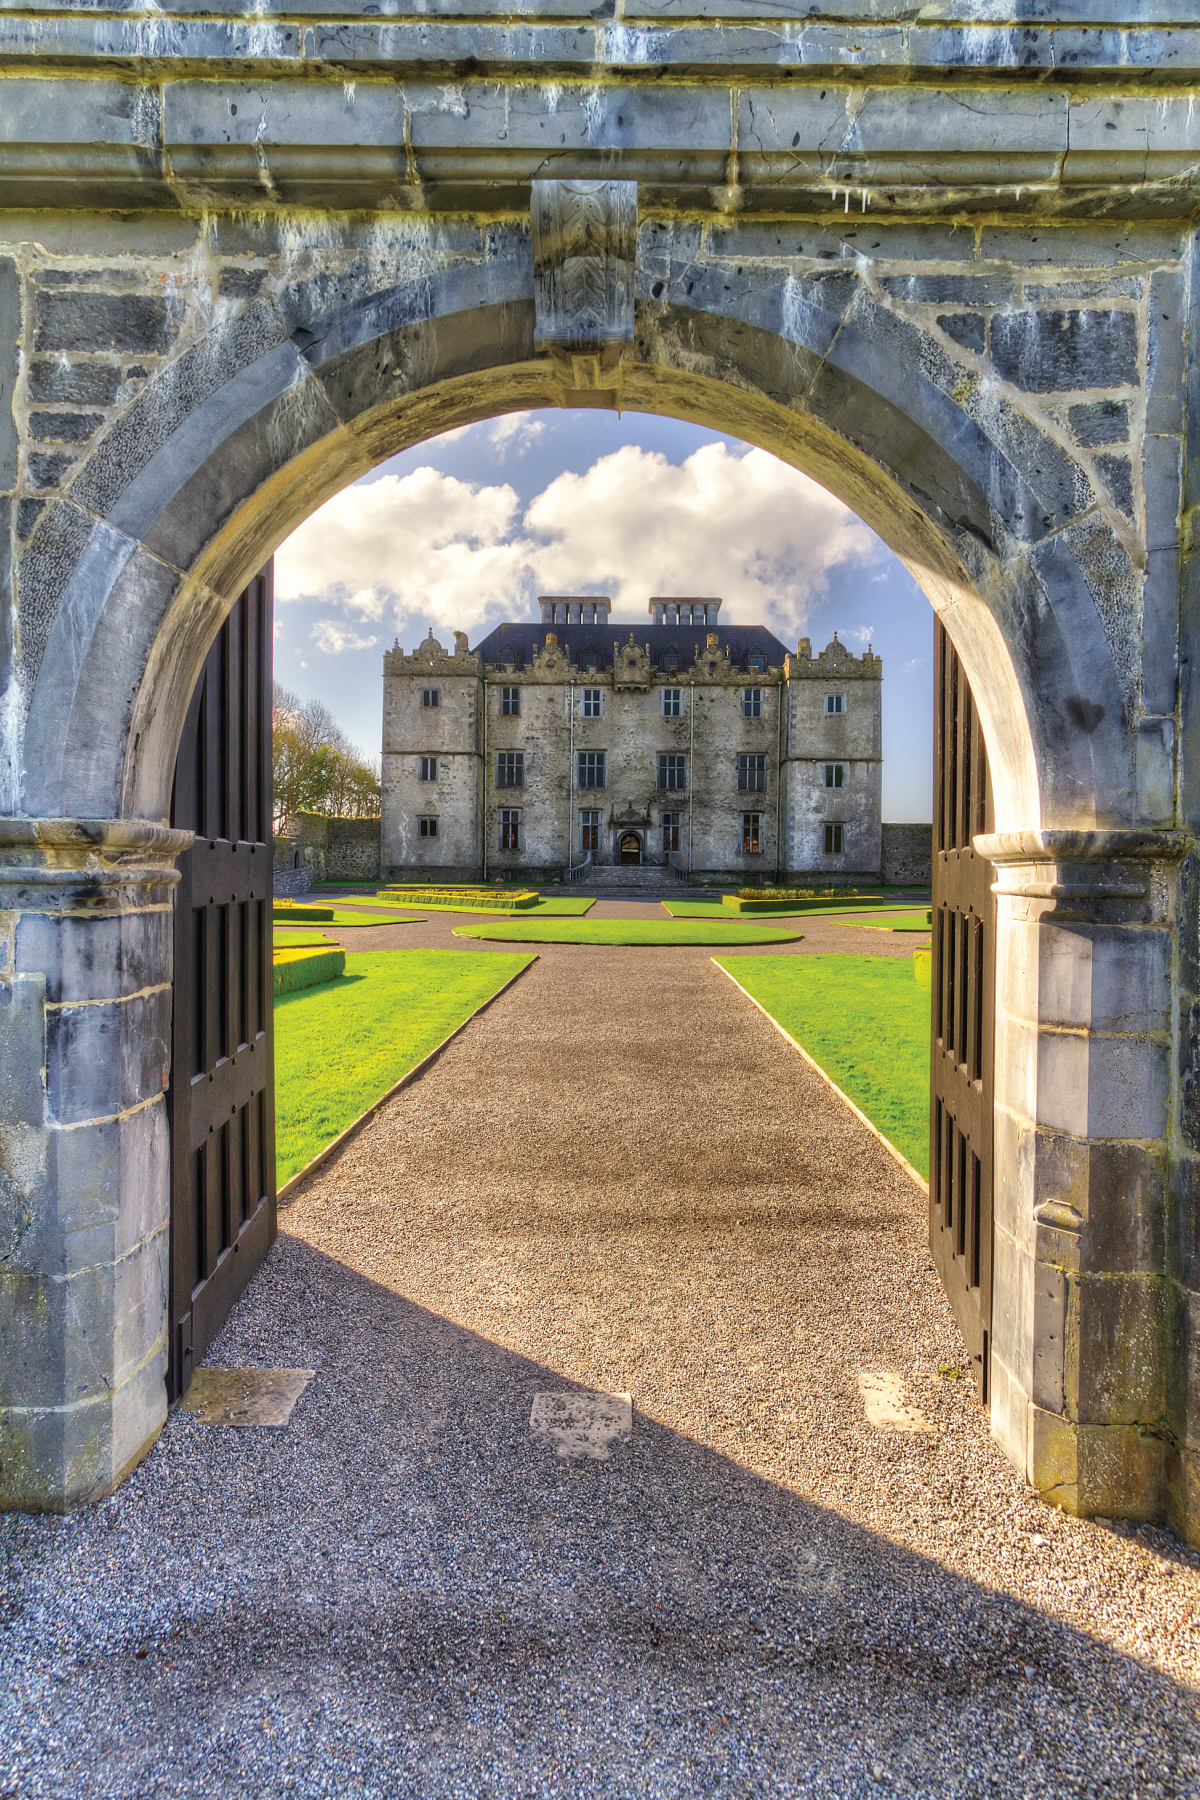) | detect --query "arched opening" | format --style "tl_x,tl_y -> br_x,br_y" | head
9,250 -> 1177,1539
619,832 -> 643,865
